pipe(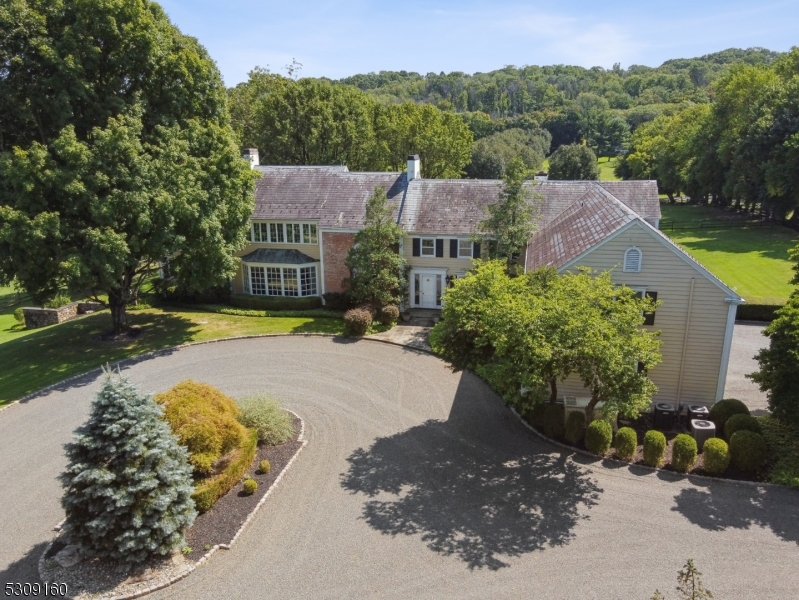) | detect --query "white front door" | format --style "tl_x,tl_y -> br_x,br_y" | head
419,274 -> 438,308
